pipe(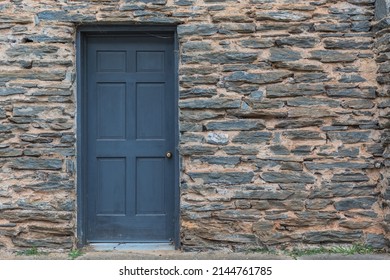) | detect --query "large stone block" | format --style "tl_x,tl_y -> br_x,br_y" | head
334,197 -> 377,210
10,158 -> 63,170
261,171 -> 316,184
